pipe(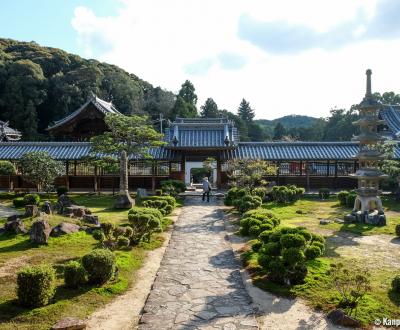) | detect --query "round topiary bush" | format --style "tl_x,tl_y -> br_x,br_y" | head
311,233 -> 325,244
258,253 -> 273,268
268,259 -> 286,284
17,264 -> 55,307
337,191 -> 349,206
56,186 -> 69,196
258,230 -> 273,243
298,229 -> 312,242
311,241 -> 325,253
249,225 -> 261,237
346,193 -> 357,208
396,224 -> 400,237
263,242 -> 281,256
117,236 -> 130,248
92,230 -> 105,242
282,247 -> 305,266
259,222 -> 274,232
392,275 -> 400,293
280,233 -> 306,249
305,245 -> 322,260
124,226 -> 133,238
82,249 -> 116,284
287,263 -> 308,284
251,240 -> 263,252
23,193 -> 40,206
64,260 -> 87,288
13,197 -> 25,208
